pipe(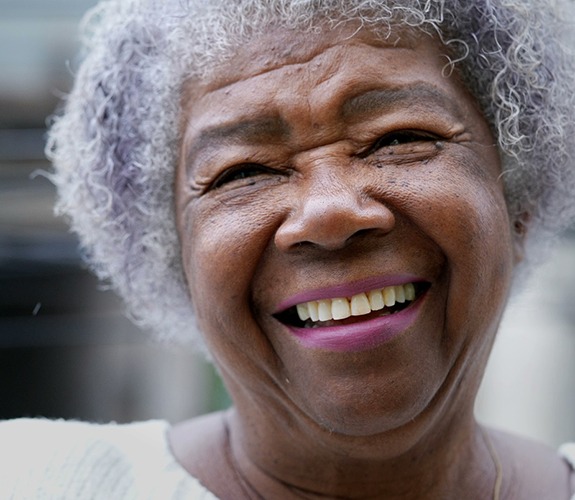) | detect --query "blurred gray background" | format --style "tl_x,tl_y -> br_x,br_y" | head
0,0 -> 228,424
0,0 -> 574,447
